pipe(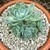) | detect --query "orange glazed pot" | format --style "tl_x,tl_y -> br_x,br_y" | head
0,0 -> 50,50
